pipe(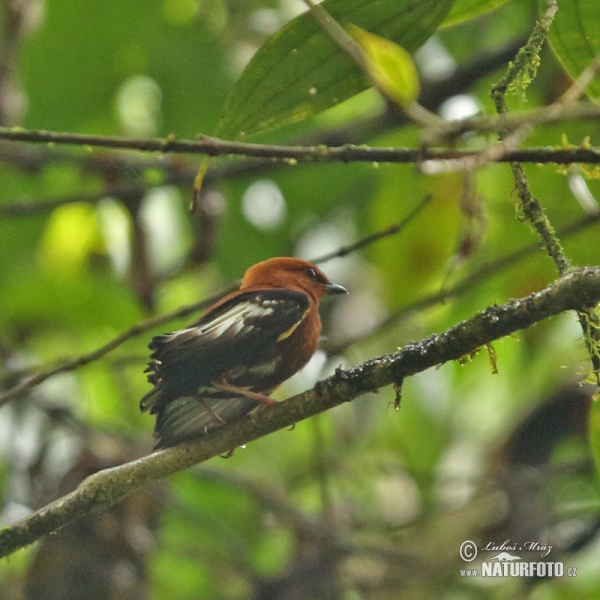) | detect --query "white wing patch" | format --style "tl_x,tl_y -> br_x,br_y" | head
167,300 -> 276,345
144,289 -> 309,398
144,288 -> 312,447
